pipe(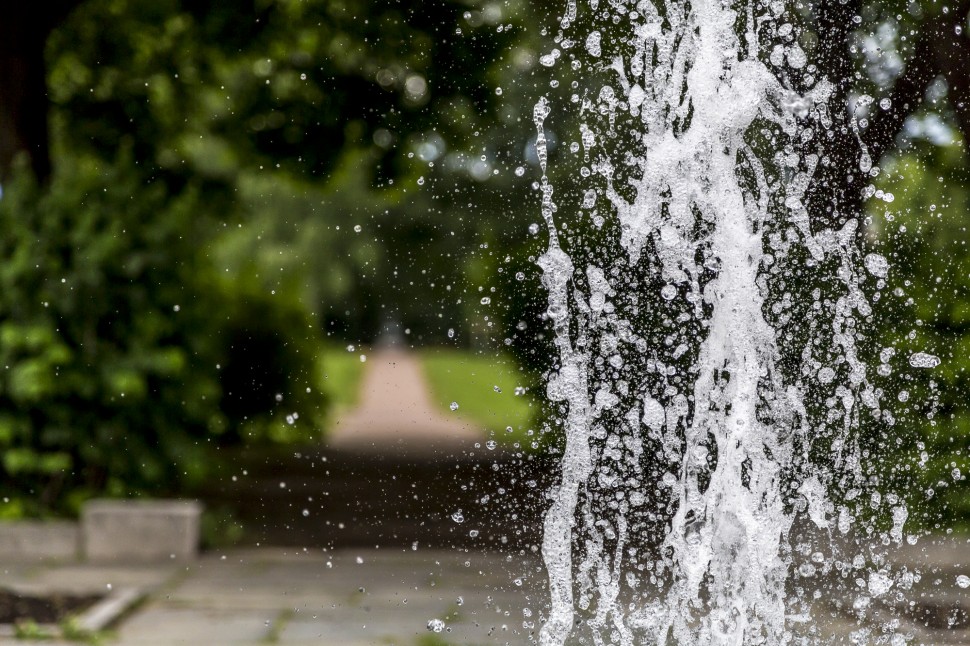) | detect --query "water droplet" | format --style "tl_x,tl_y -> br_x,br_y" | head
481,297 -> 491,305
867,572 -> 893,597
356,556 -> 364,564
486,440 -> 497,450
353,225 -> 362,233
469,529 -> 480,538
514,166 -> 525,177
359,354 -> 367,363
817,367 -> 835,384
957,575 -> 970,588
450,401 -> 459,411
786,44 -> 807,69
539,49 -> 560,67
864,253 -> 889,278
909,352 -> 940,368
302,509 -> 309,517
528,223 -> 540,235
427,618 -> 446,633
661,285 -> 677,300
451,510 -> 465,523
